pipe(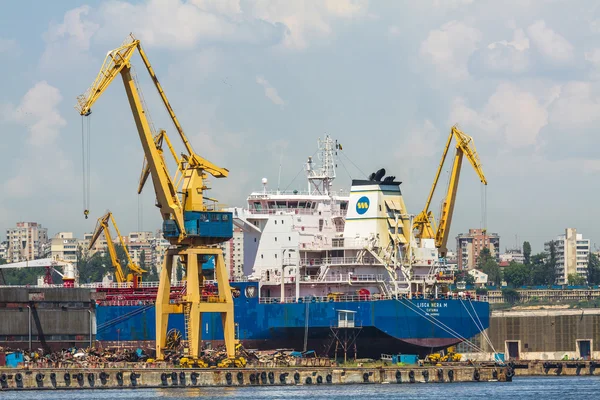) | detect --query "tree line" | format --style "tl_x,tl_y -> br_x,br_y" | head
456,241 -> 600,288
